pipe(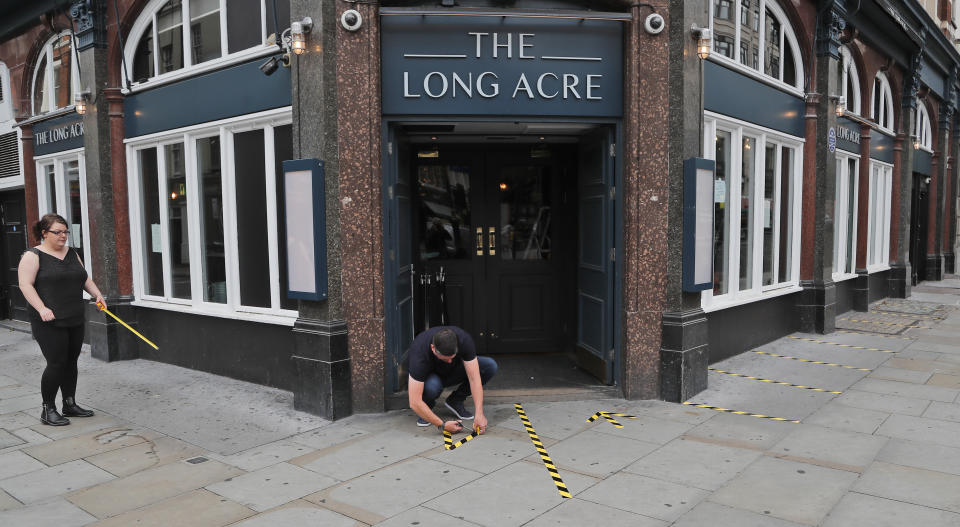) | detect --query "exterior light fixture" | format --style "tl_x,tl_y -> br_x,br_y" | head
74,90 -> 91,115
691,25 -> 712,60
290,17 -> 313,55
914,140 -> 921,150
835,96 -> 846,117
